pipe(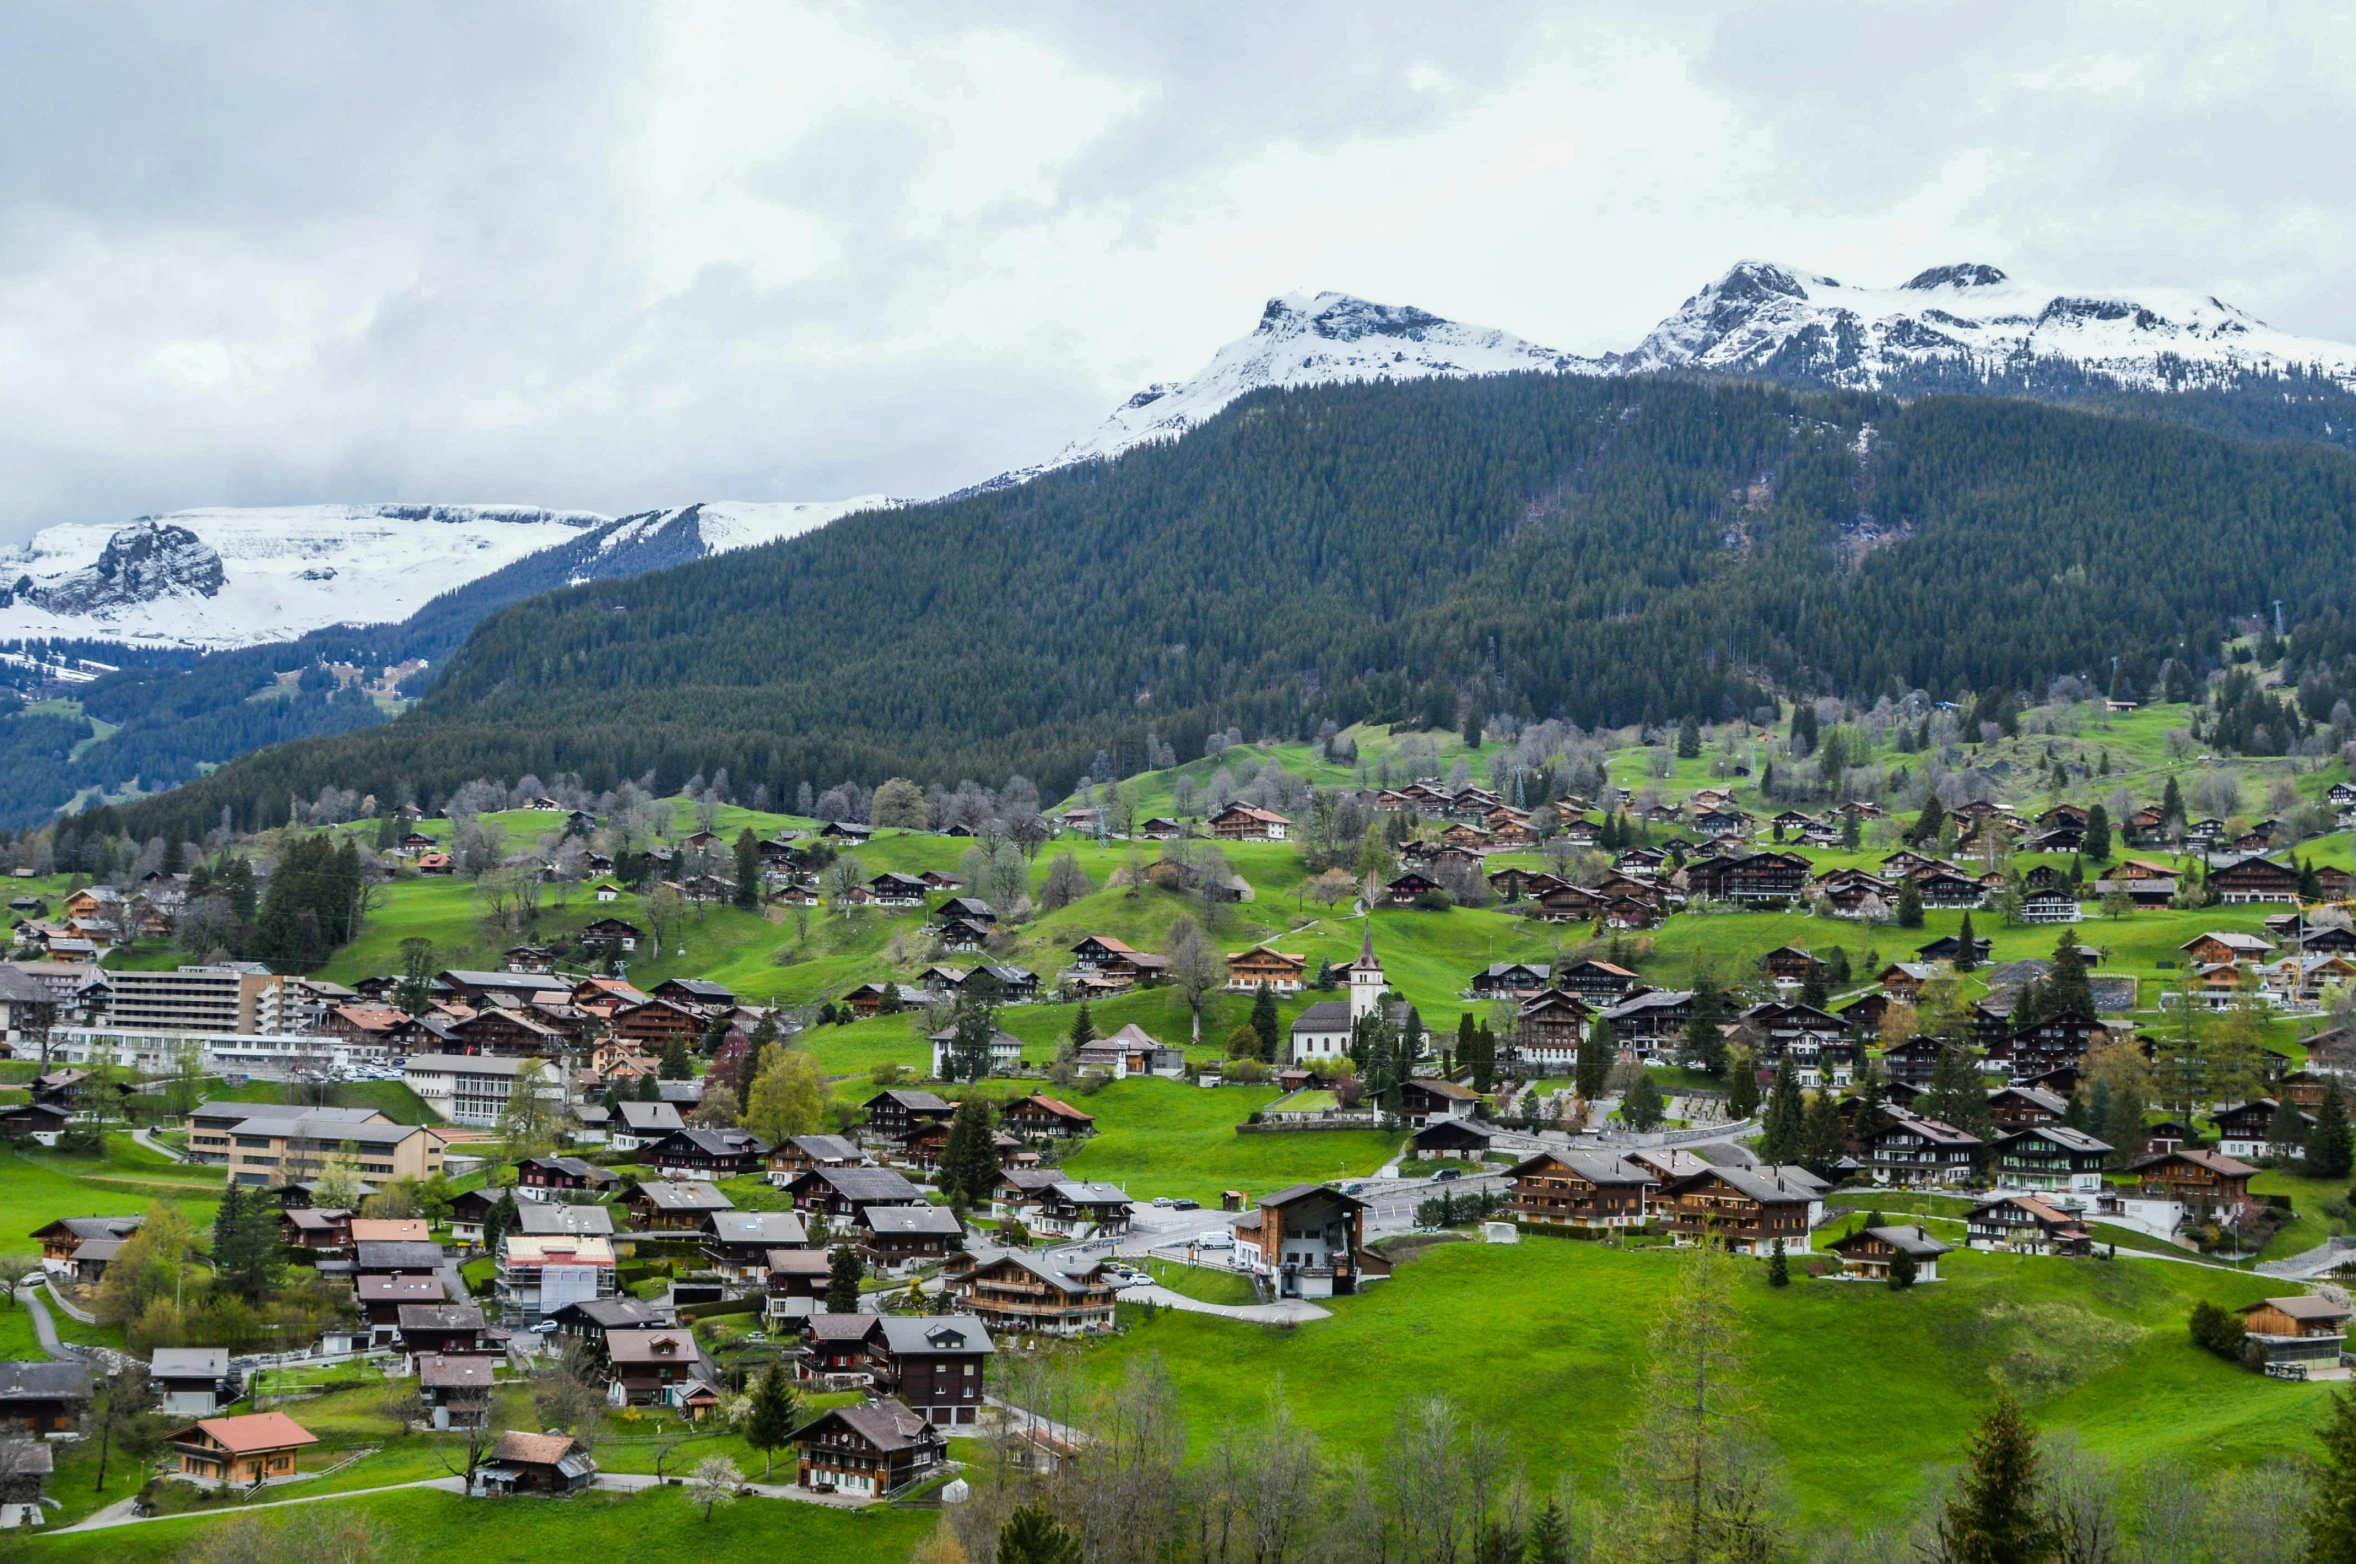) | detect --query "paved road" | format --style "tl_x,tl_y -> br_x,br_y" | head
2258,1238 -> 2356,1280
1125,1284 -> 1330,1324
16,1282 -> 78,1361
131,1127 -> 186,1163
